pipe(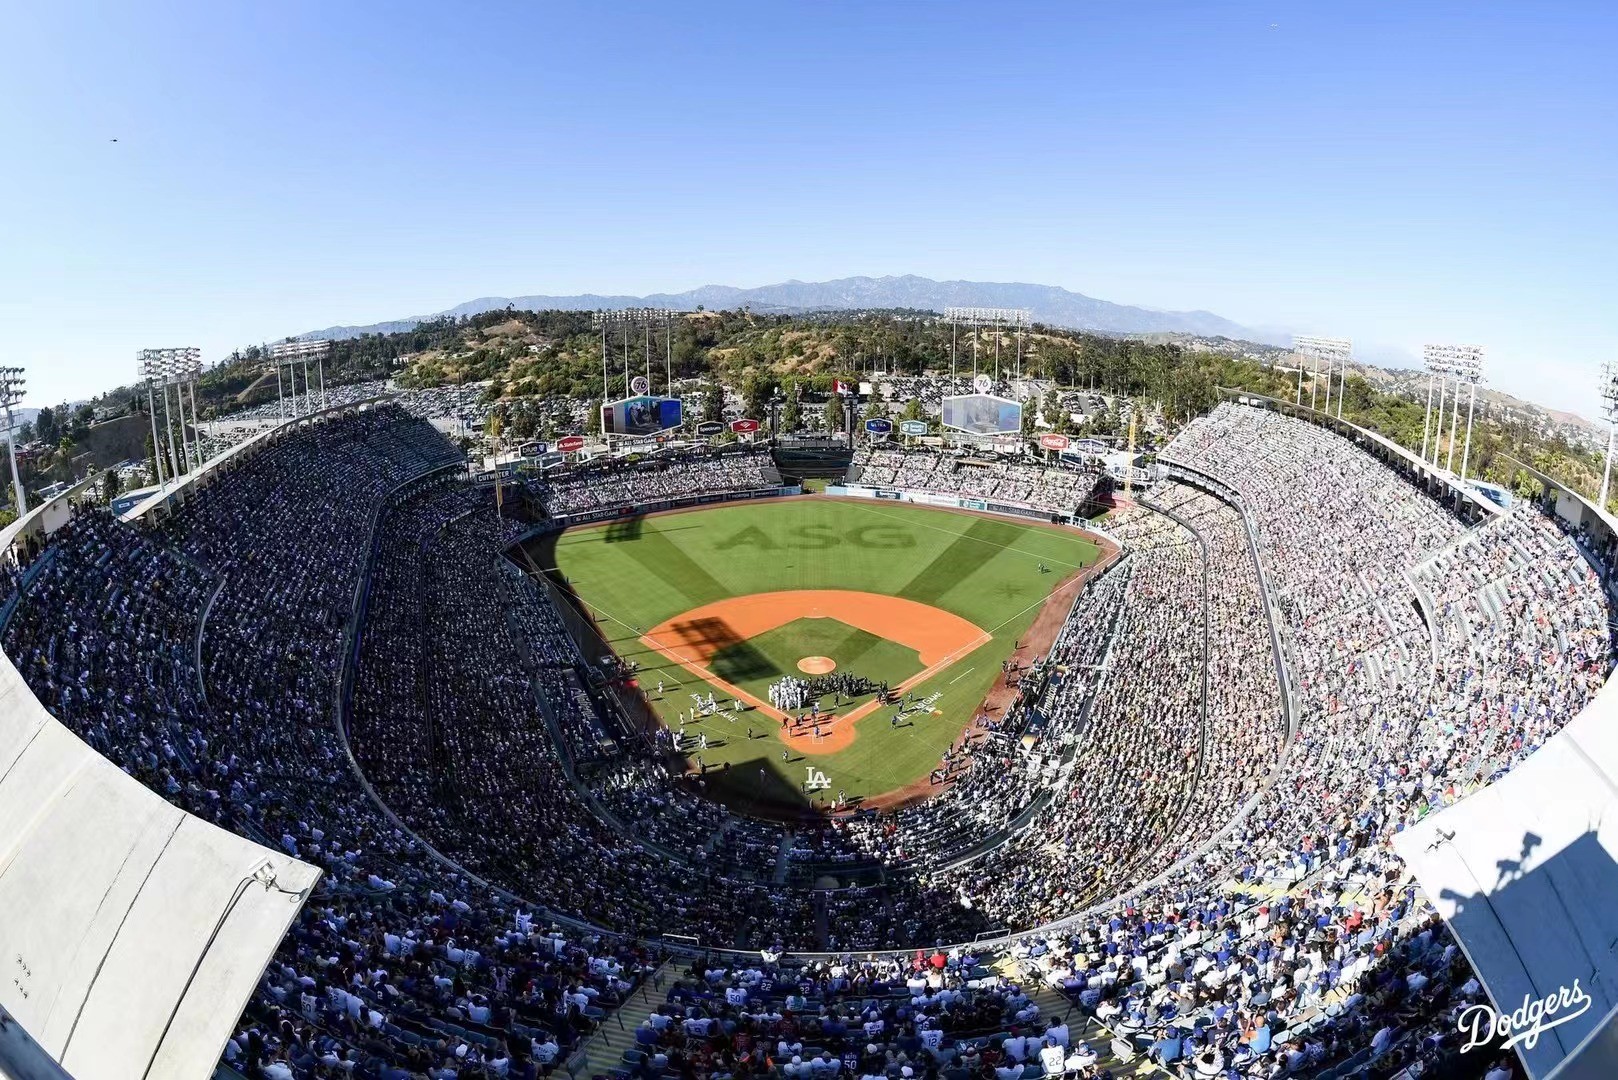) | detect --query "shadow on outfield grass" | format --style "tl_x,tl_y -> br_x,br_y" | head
604,515 -> 644,543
